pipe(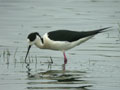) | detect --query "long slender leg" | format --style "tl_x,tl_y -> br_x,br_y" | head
62,64 -> 66,71
63,51 -> 67,64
